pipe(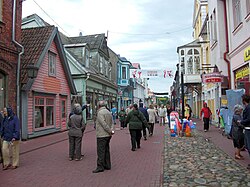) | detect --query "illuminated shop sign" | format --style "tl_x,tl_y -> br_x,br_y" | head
235,65 -> 250,80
